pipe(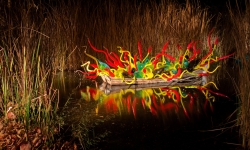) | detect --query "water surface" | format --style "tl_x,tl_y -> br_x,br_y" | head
54,73 -> 240,150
